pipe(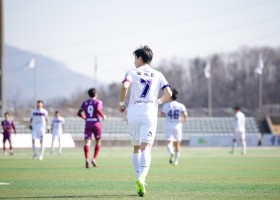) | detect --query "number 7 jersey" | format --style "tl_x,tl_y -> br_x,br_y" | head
122,64 -> 170,116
